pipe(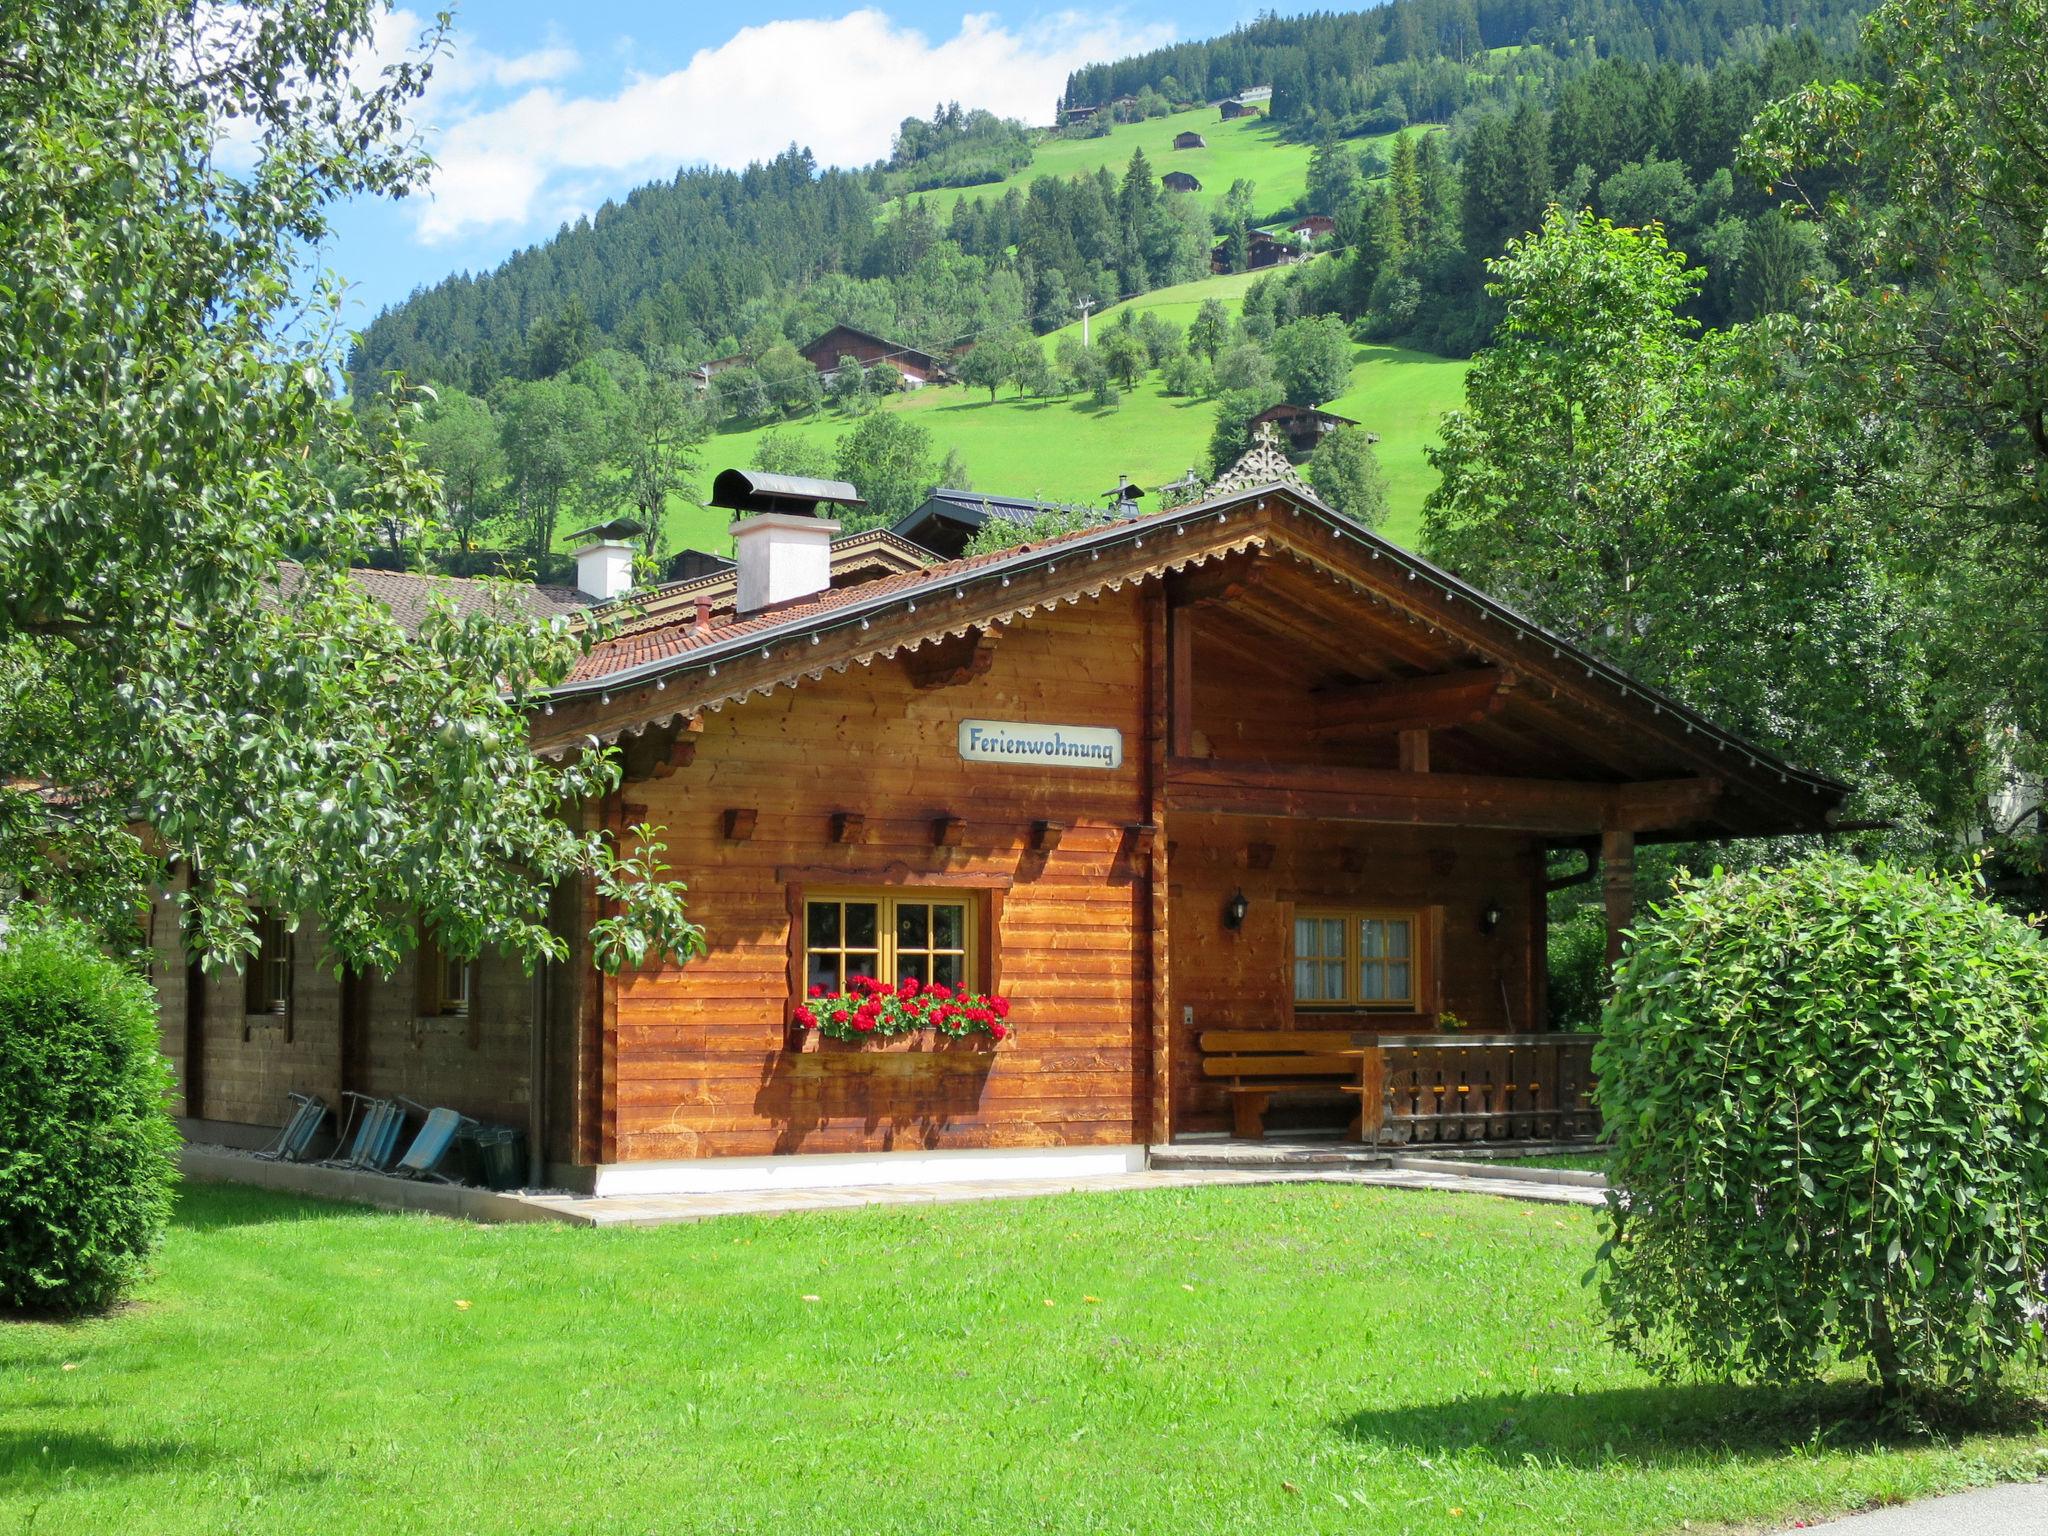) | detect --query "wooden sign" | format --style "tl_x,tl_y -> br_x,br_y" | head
958,719 -> 1123,771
